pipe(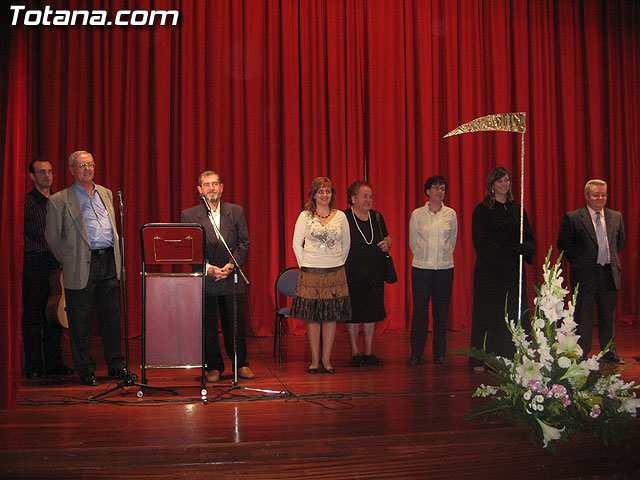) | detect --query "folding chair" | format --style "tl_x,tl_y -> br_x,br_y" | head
273,266 -> 299,364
